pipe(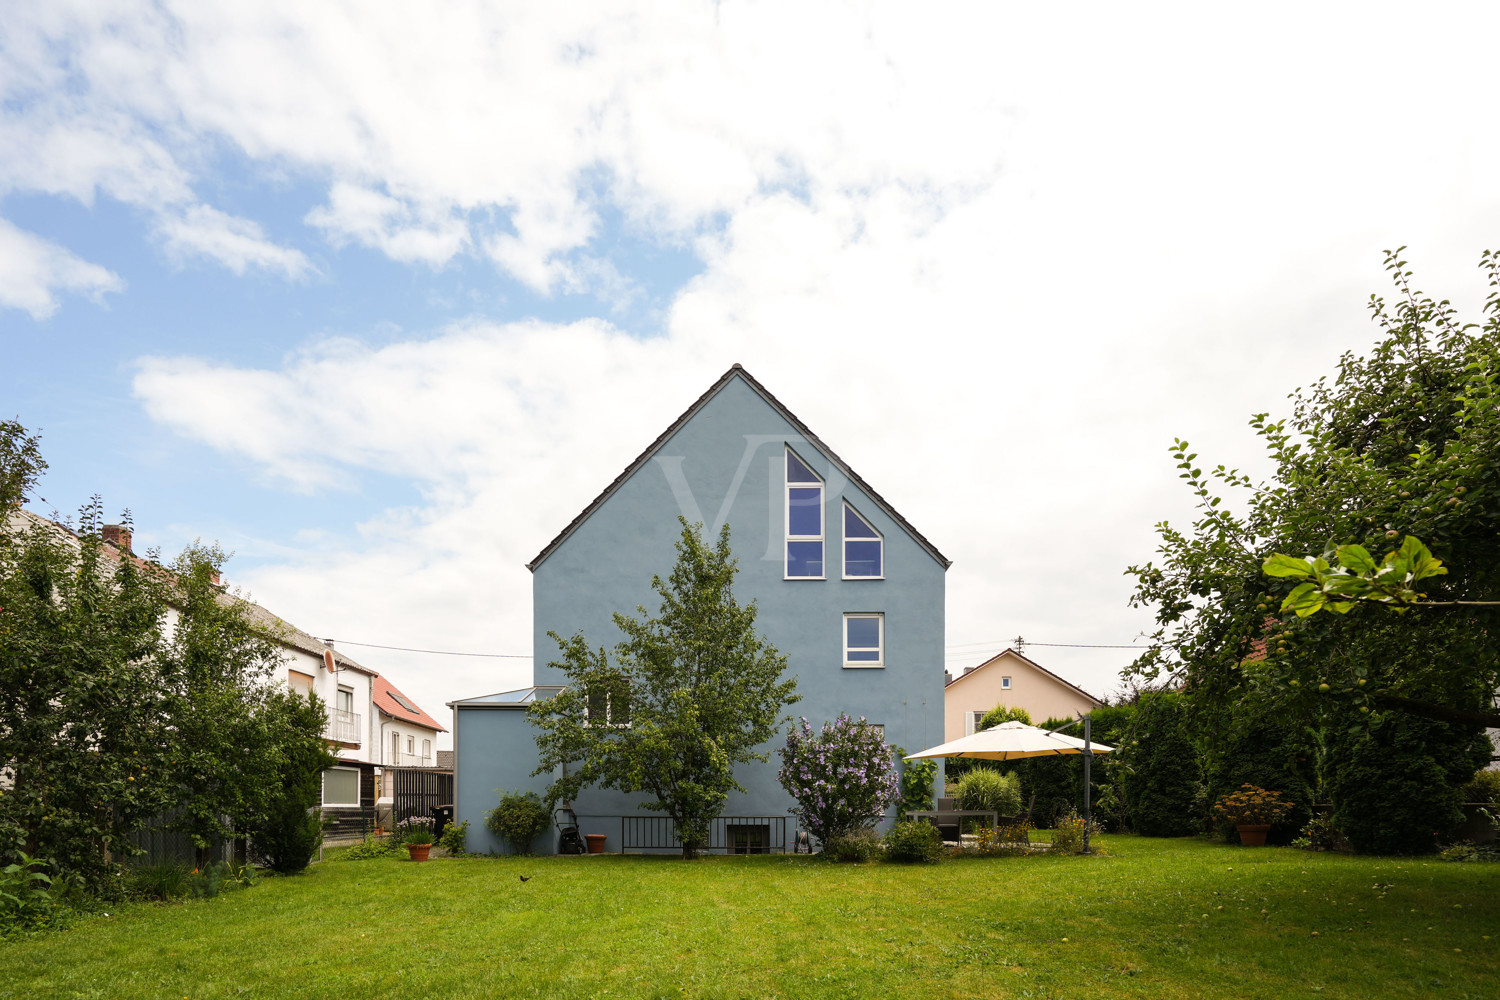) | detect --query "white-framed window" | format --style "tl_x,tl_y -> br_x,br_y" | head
585,675 -> 632,728
406,735 -> 414,754
842,502 -> 883,579
965,710 -> 986,736
1001,676 -> 1012,690
422,738 -> 431,759
390,732 -> 400,764
786,448 -> 825,579
322,766 -> 360,807
336,686 -> 353,713
844,613 -> 884,668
